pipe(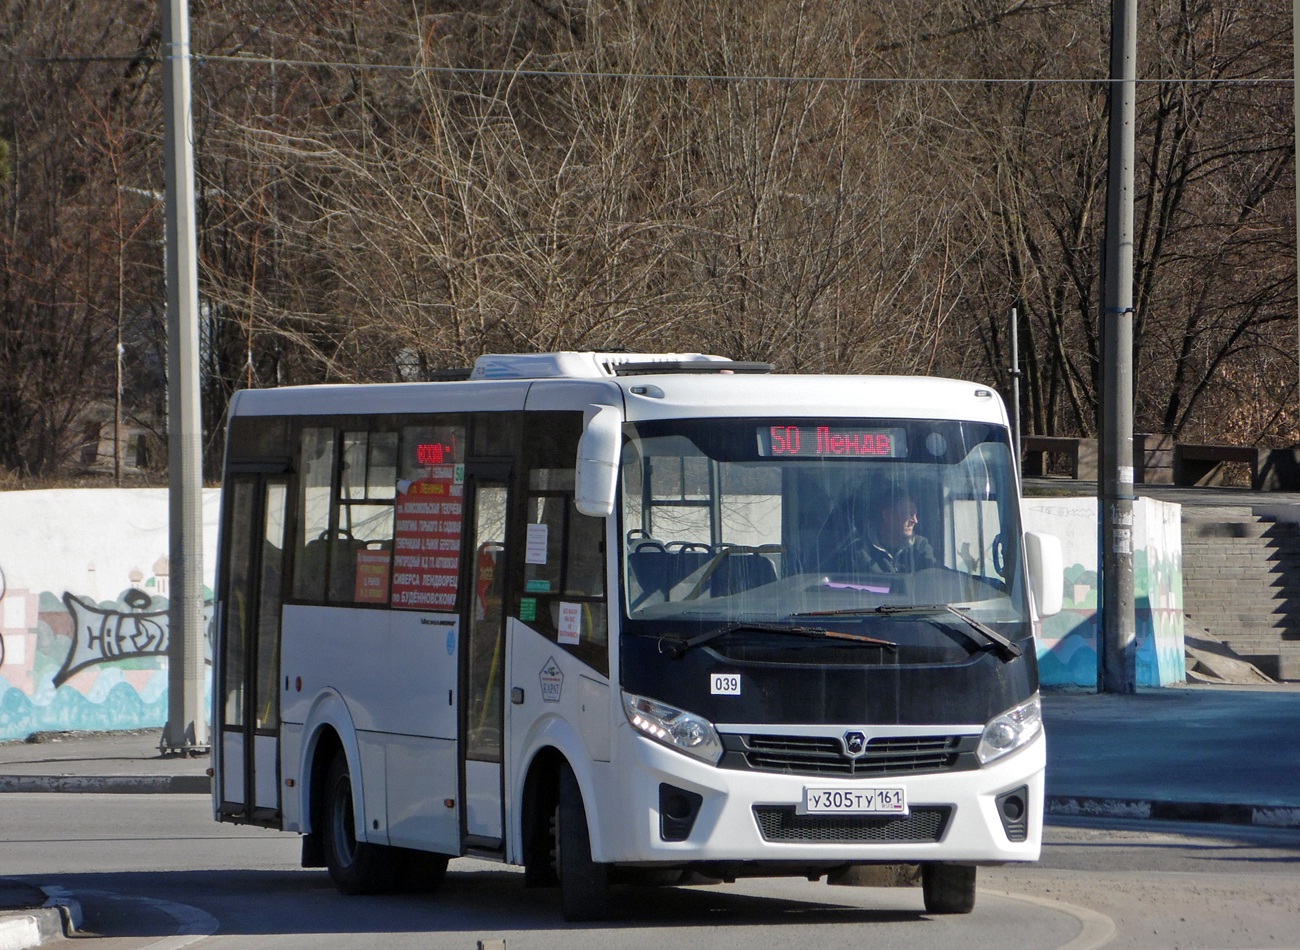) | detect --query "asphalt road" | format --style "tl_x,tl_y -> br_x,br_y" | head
3,794 -> 1299,950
